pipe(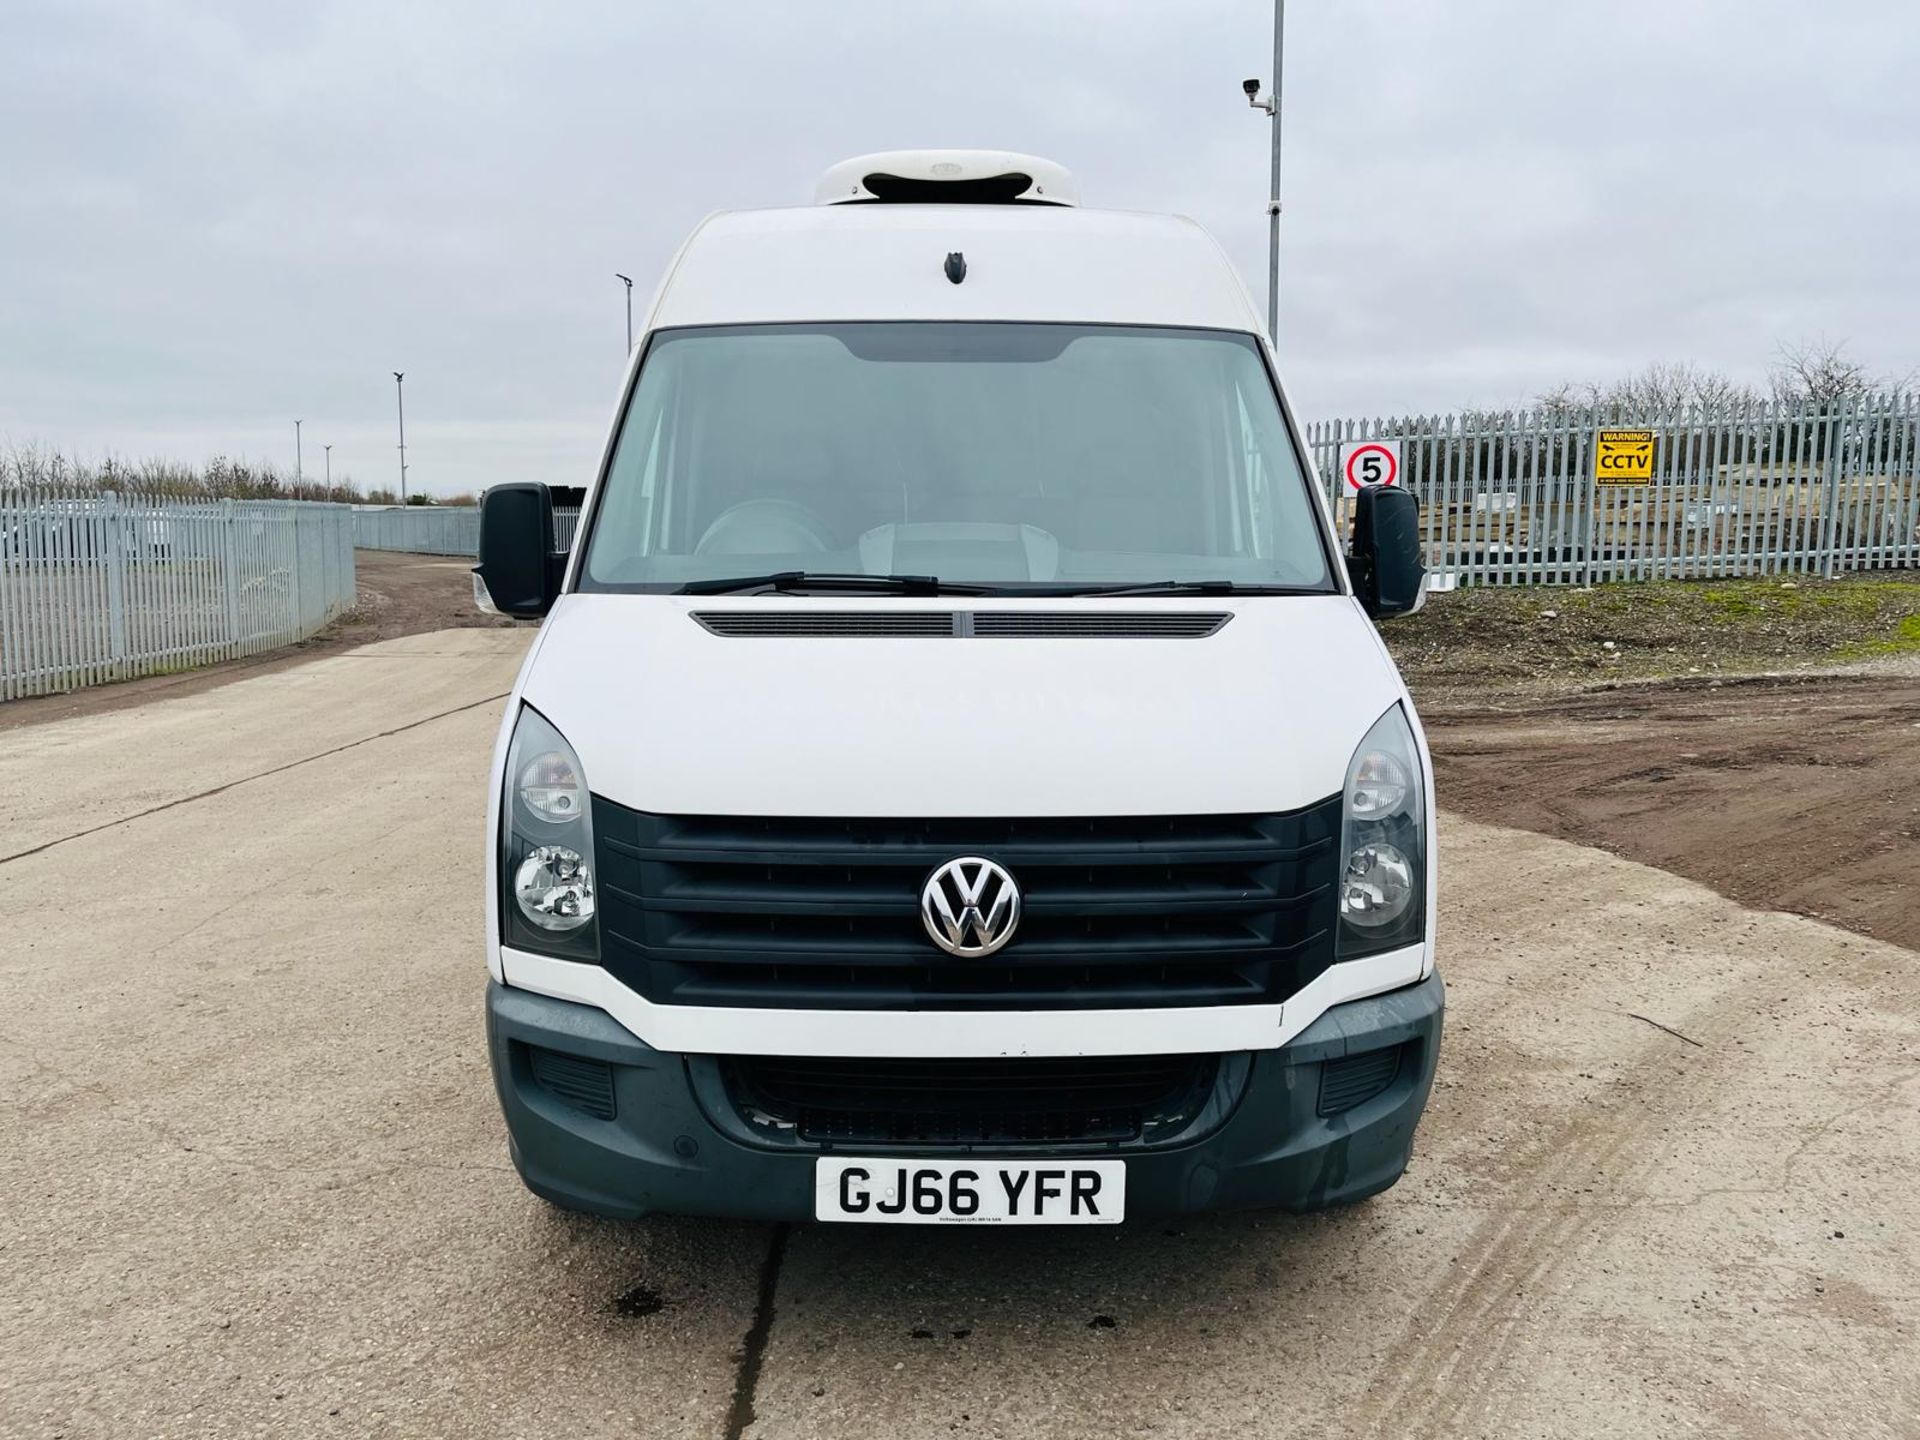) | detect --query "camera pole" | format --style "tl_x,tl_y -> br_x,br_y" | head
393,371 -> 408,503
1243,1 -> 1285,343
